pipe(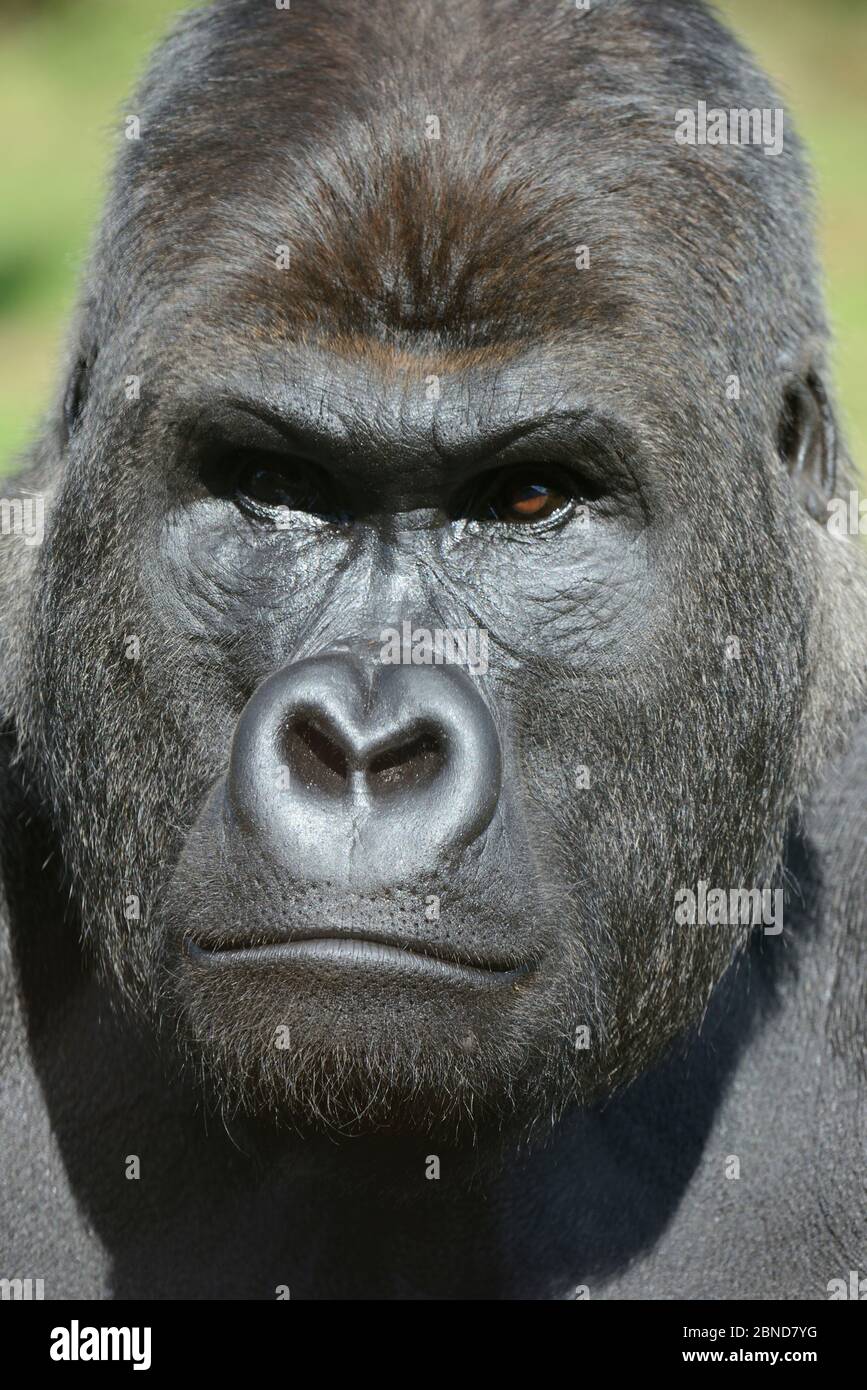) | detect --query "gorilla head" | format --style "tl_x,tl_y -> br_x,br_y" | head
4,0 -> 864,1140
